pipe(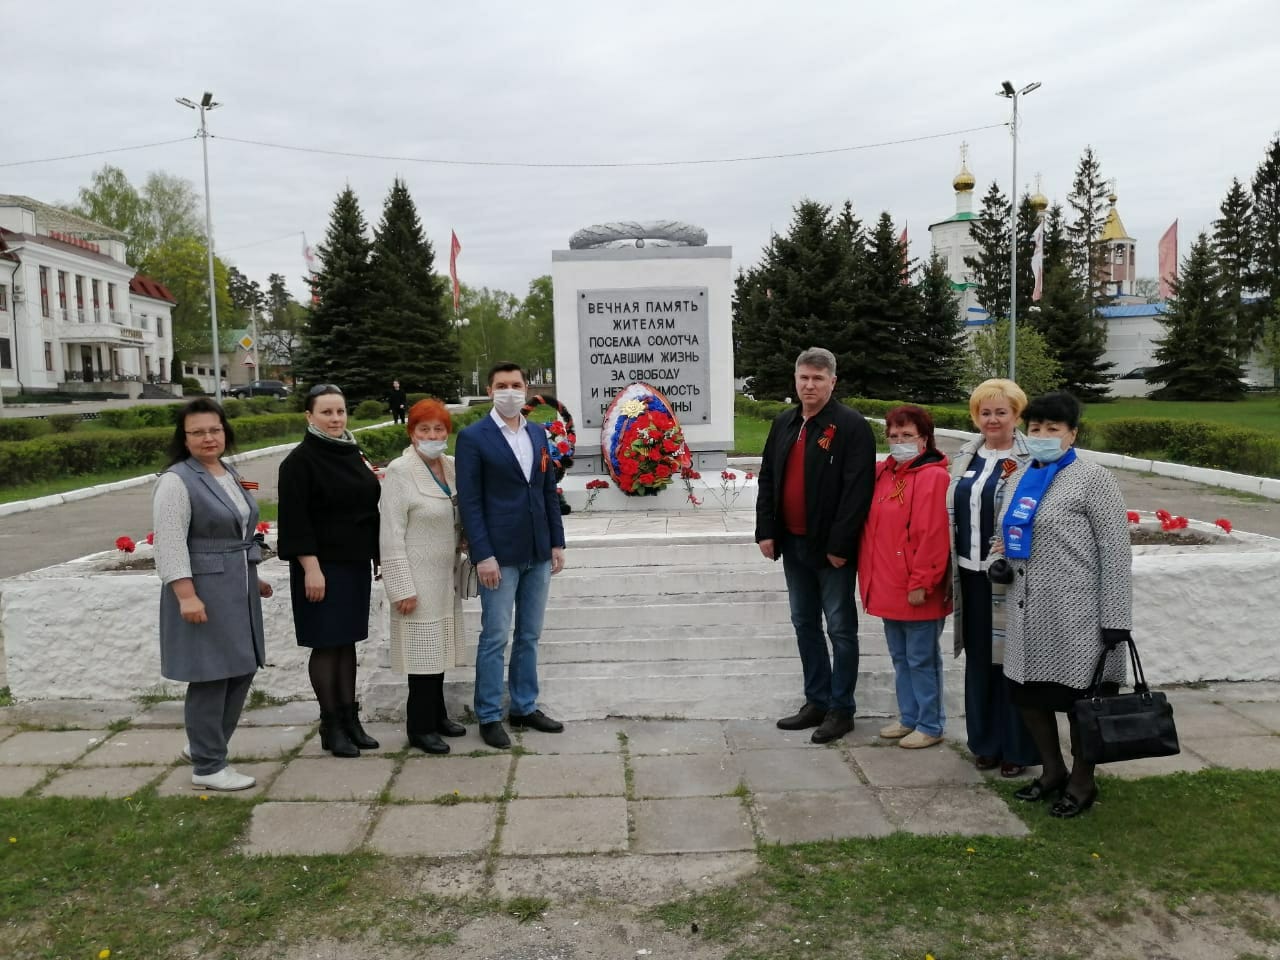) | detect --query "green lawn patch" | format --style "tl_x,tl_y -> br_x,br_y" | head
655,769 -> 1280,960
